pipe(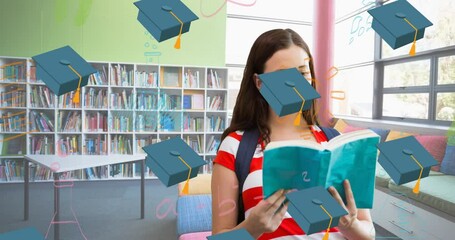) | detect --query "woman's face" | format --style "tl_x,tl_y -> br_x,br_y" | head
263,44 -> 311,80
